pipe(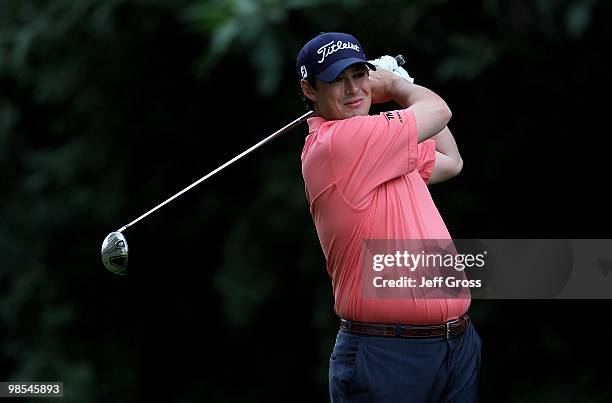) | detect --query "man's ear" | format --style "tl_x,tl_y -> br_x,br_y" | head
300,79 -> 317,102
